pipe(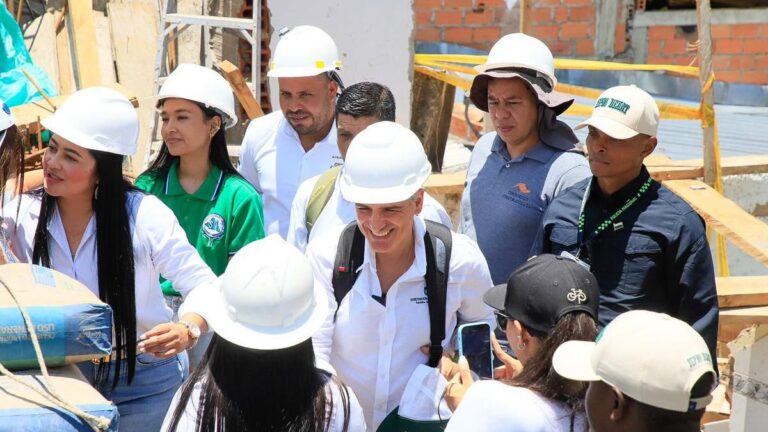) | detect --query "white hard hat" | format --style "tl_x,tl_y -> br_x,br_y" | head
267,25 -> 342,78
0,99 -> 14,132
158,64 -> 238,129
340,121 -> 432,205
41,87 -> 139,156
203,234 -> 328,350
476,33 -> 557,89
